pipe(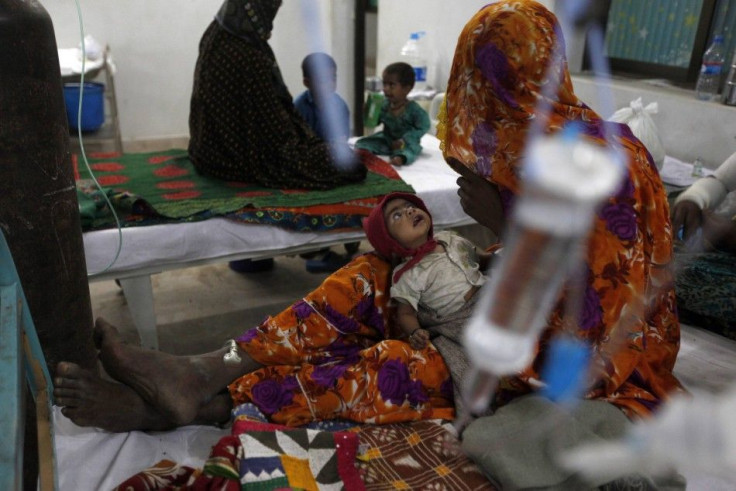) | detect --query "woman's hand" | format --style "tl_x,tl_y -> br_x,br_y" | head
448,158 -> 506,236
671,200 -> 703,242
